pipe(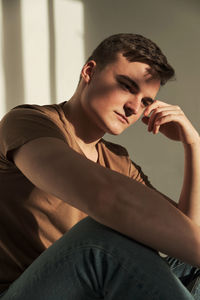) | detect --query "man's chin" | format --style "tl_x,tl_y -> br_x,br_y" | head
100,120 -> 126,136
106,127 -> 125,136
